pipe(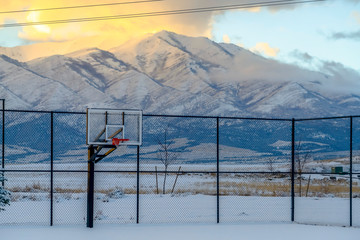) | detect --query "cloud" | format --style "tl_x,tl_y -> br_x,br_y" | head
290,50 -> 314,63
329,30 -> 360,41
250,42 -> 280,57
327,10 -> 360,41
246,7 -> 262,13
319,60 -> 360,91
1,0 -> 358,50
222,34 -> 231,43
1,0 -> 222,46
290,50 -> 360,90
0,0 -> 343,47
3,0 -> 286,46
